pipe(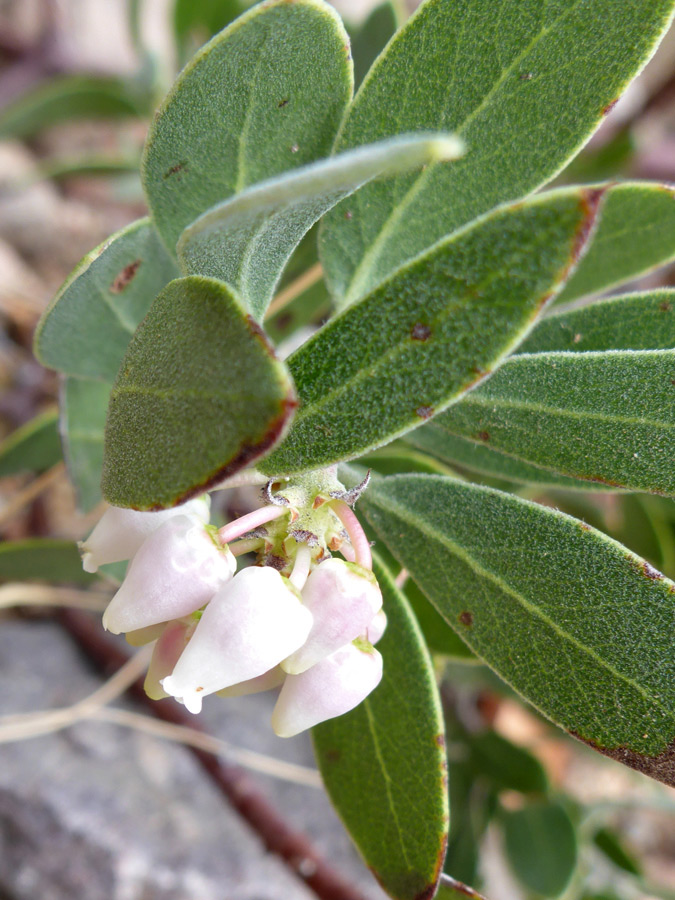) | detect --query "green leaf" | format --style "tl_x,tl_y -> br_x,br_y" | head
0,409 -> 61,477
178,134 -> 462,319
359,473 -> 675,787
404,426 -> 615,492
350,0 -> 401,88
436,875 -> 488,900
406,579 -> 477,661
555,183 -> 675,305
502,801 -> 577,897
431,350 -> 675,495
34,218 -> 179,382
320,0 -> 675,305
173,0 -> 247,63
313,554 -> 448,900
143,0 -> 353,252
61,377 -> 112,513
0,74 -> 147,139
262,188 -> 603,475
467,731 -> 549,794
102,276 -> 296,509
522,290 -> 675,354
0,540 -> 95,584
593,827 -> 642,876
